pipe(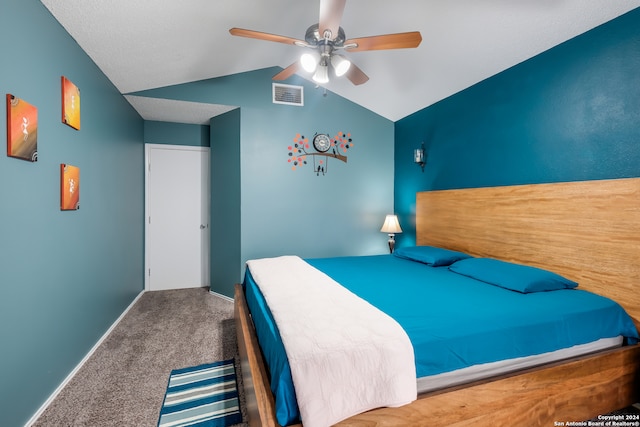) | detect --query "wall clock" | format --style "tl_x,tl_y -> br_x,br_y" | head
313,133 -> 331,152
